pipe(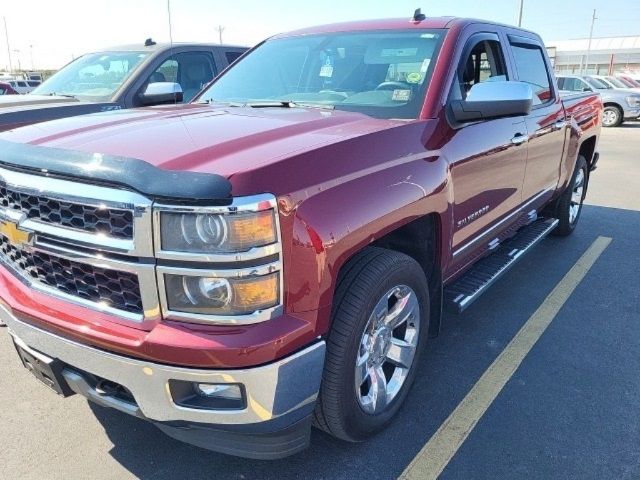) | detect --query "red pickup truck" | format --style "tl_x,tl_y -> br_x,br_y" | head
0,15 -> 601,459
